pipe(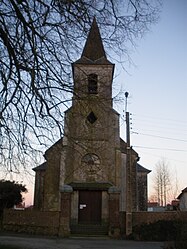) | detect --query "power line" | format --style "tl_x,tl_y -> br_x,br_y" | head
131,113 -> 187,125
131,118 -> 187,131
132,132 -> 187,142
133,148 -> 187,165
133,145 -> 187,152
132,128 -> 187,136
132,121 -> 187,131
